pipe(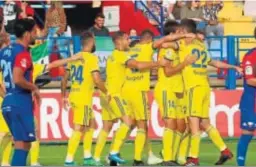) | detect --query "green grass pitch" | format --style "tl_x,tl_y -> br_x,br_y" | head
35,140 -> 256,166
